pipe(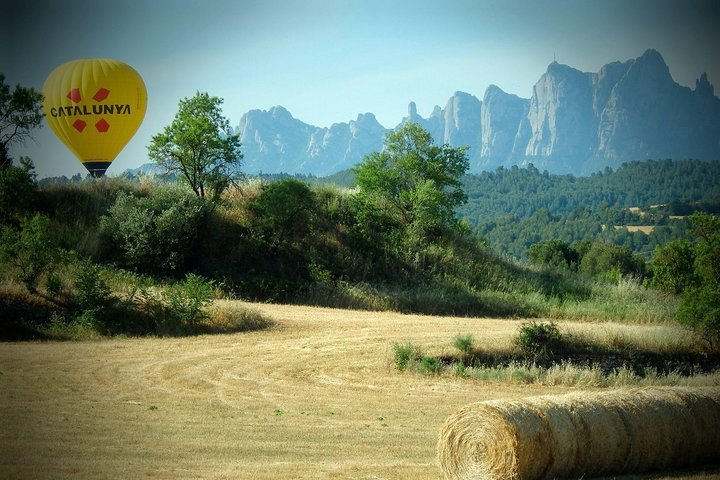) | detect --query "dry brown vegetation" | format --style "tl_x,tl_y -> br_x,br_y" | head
2,303 -> 719,479
438,388 -> 720,480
